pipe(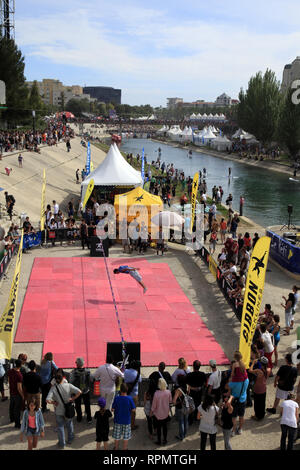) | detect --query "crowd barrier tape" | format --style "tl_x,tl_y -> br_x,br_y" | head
197,245 -> 242,321
0,244 -> 17,281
